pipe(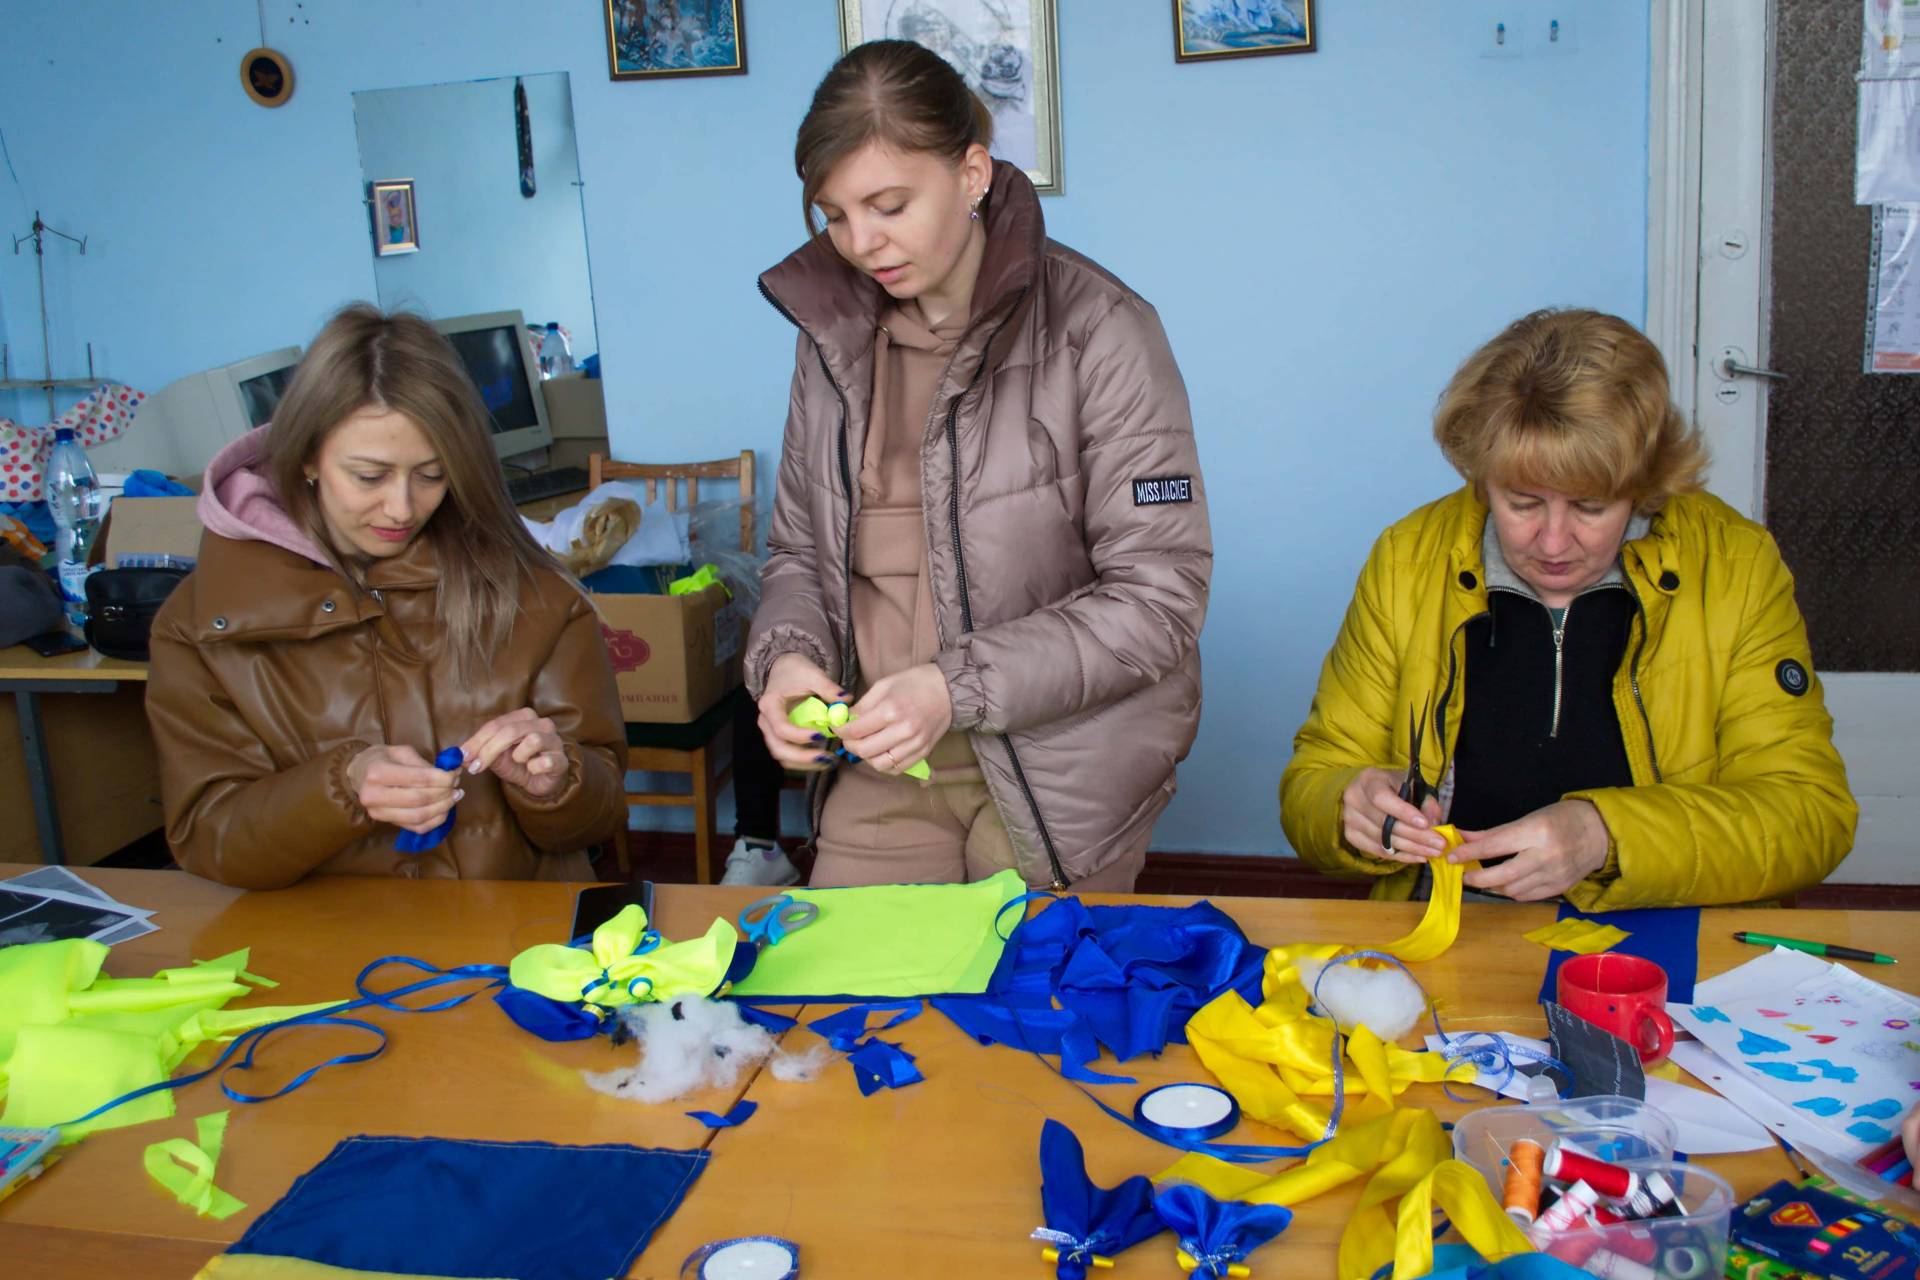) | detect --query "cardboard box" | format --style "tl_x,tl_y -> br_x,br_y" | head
595,583 -> 743,723
542,373 -> 607,439
93,495 -> 204,569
